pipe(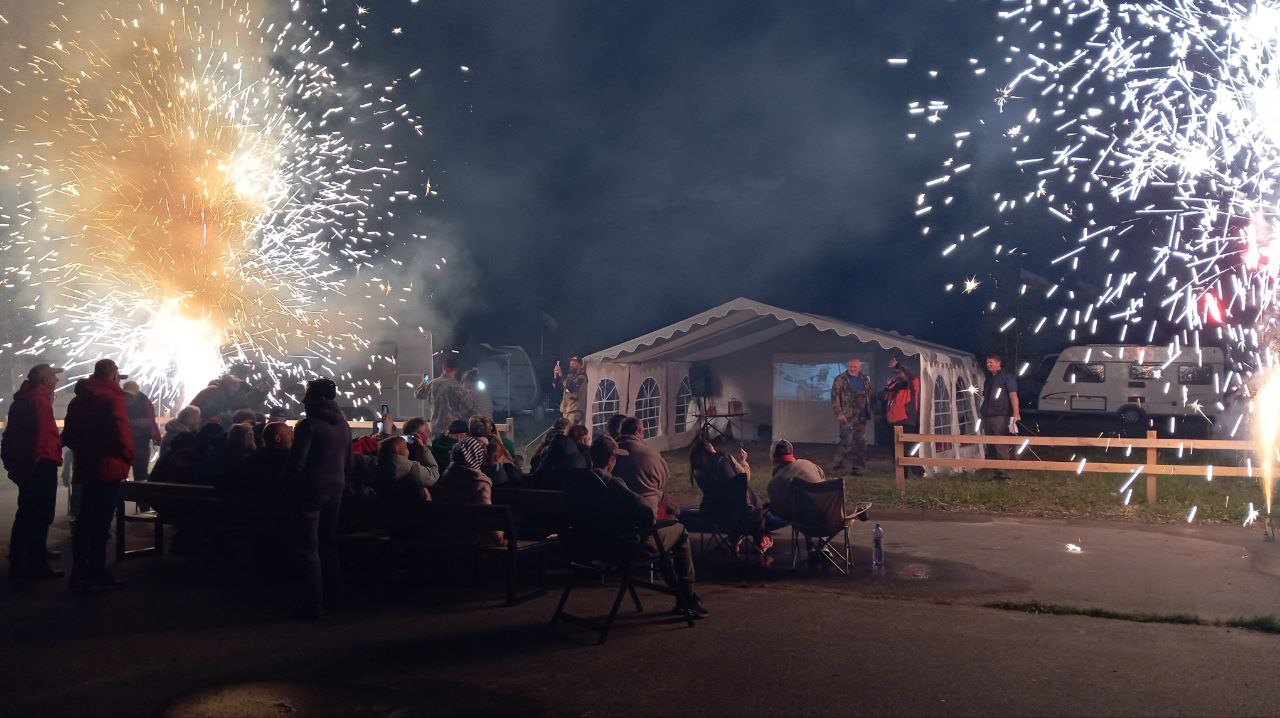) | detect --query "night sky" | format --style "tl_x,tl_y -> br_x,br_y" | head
352,1 -> 1017,358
